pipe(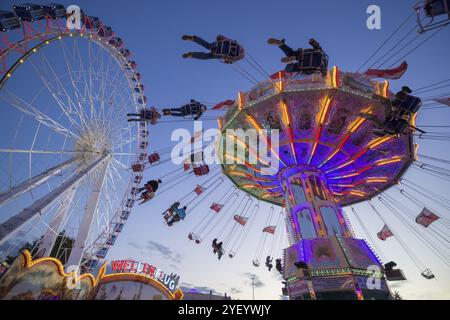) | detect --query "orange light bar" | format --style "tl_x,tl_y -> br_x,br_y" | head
217,117 -> 224,130
280,100 -> 298,164
375,157 -> 403,166
349,190 -> 366,197
238,92 -> 244,110
246,114 -> 263,133
331,66 -> 339,89
365,177 -> 388,183
308,126 -> 322,165
368,136 -> 392,149
330,184 -> 354,188
328,172 -> 360,180
316,96 -> 333,125
277,71 -> 284,92
382,80 -> 389,98
280,100 -> 290,126
246,113 -> 287,168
